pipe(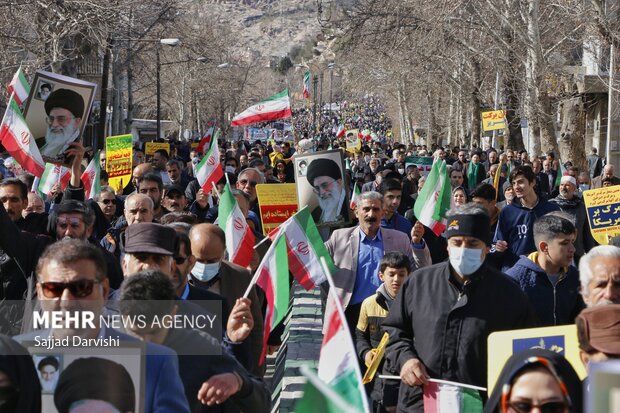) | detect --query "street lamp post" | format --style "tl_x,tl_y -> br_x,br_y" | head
312,75 -> 319,135
155,38 -> 181,140
328,62 -> 335,117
